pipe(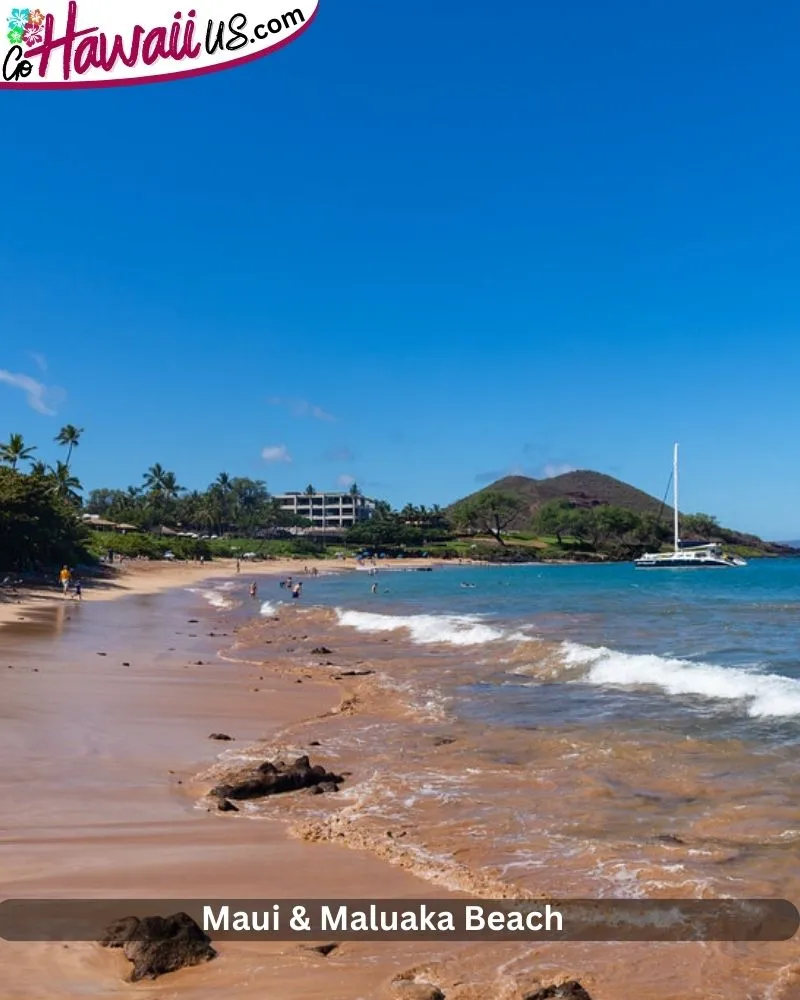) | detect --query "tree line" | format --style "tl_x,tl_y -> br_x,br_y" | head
0,427 -> 732,571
